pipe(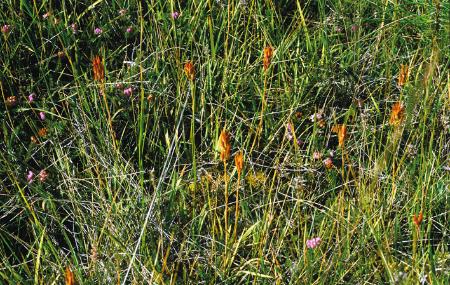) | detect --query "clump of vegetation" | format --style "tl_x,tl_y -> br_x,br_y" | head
0,0 -> 448,284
